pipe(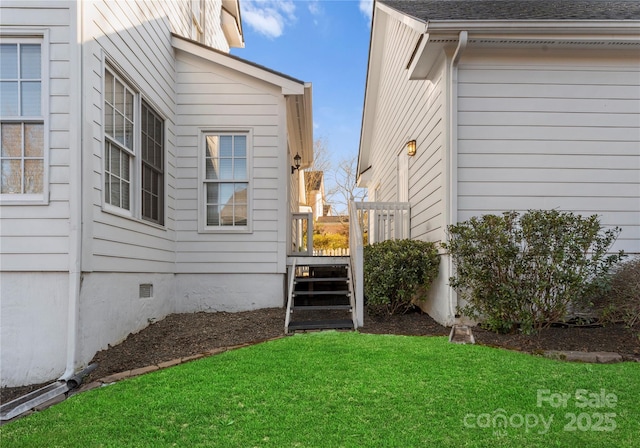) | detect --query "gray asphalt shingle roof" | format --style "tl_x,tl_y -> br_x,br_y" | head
379,0 -> 640,21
